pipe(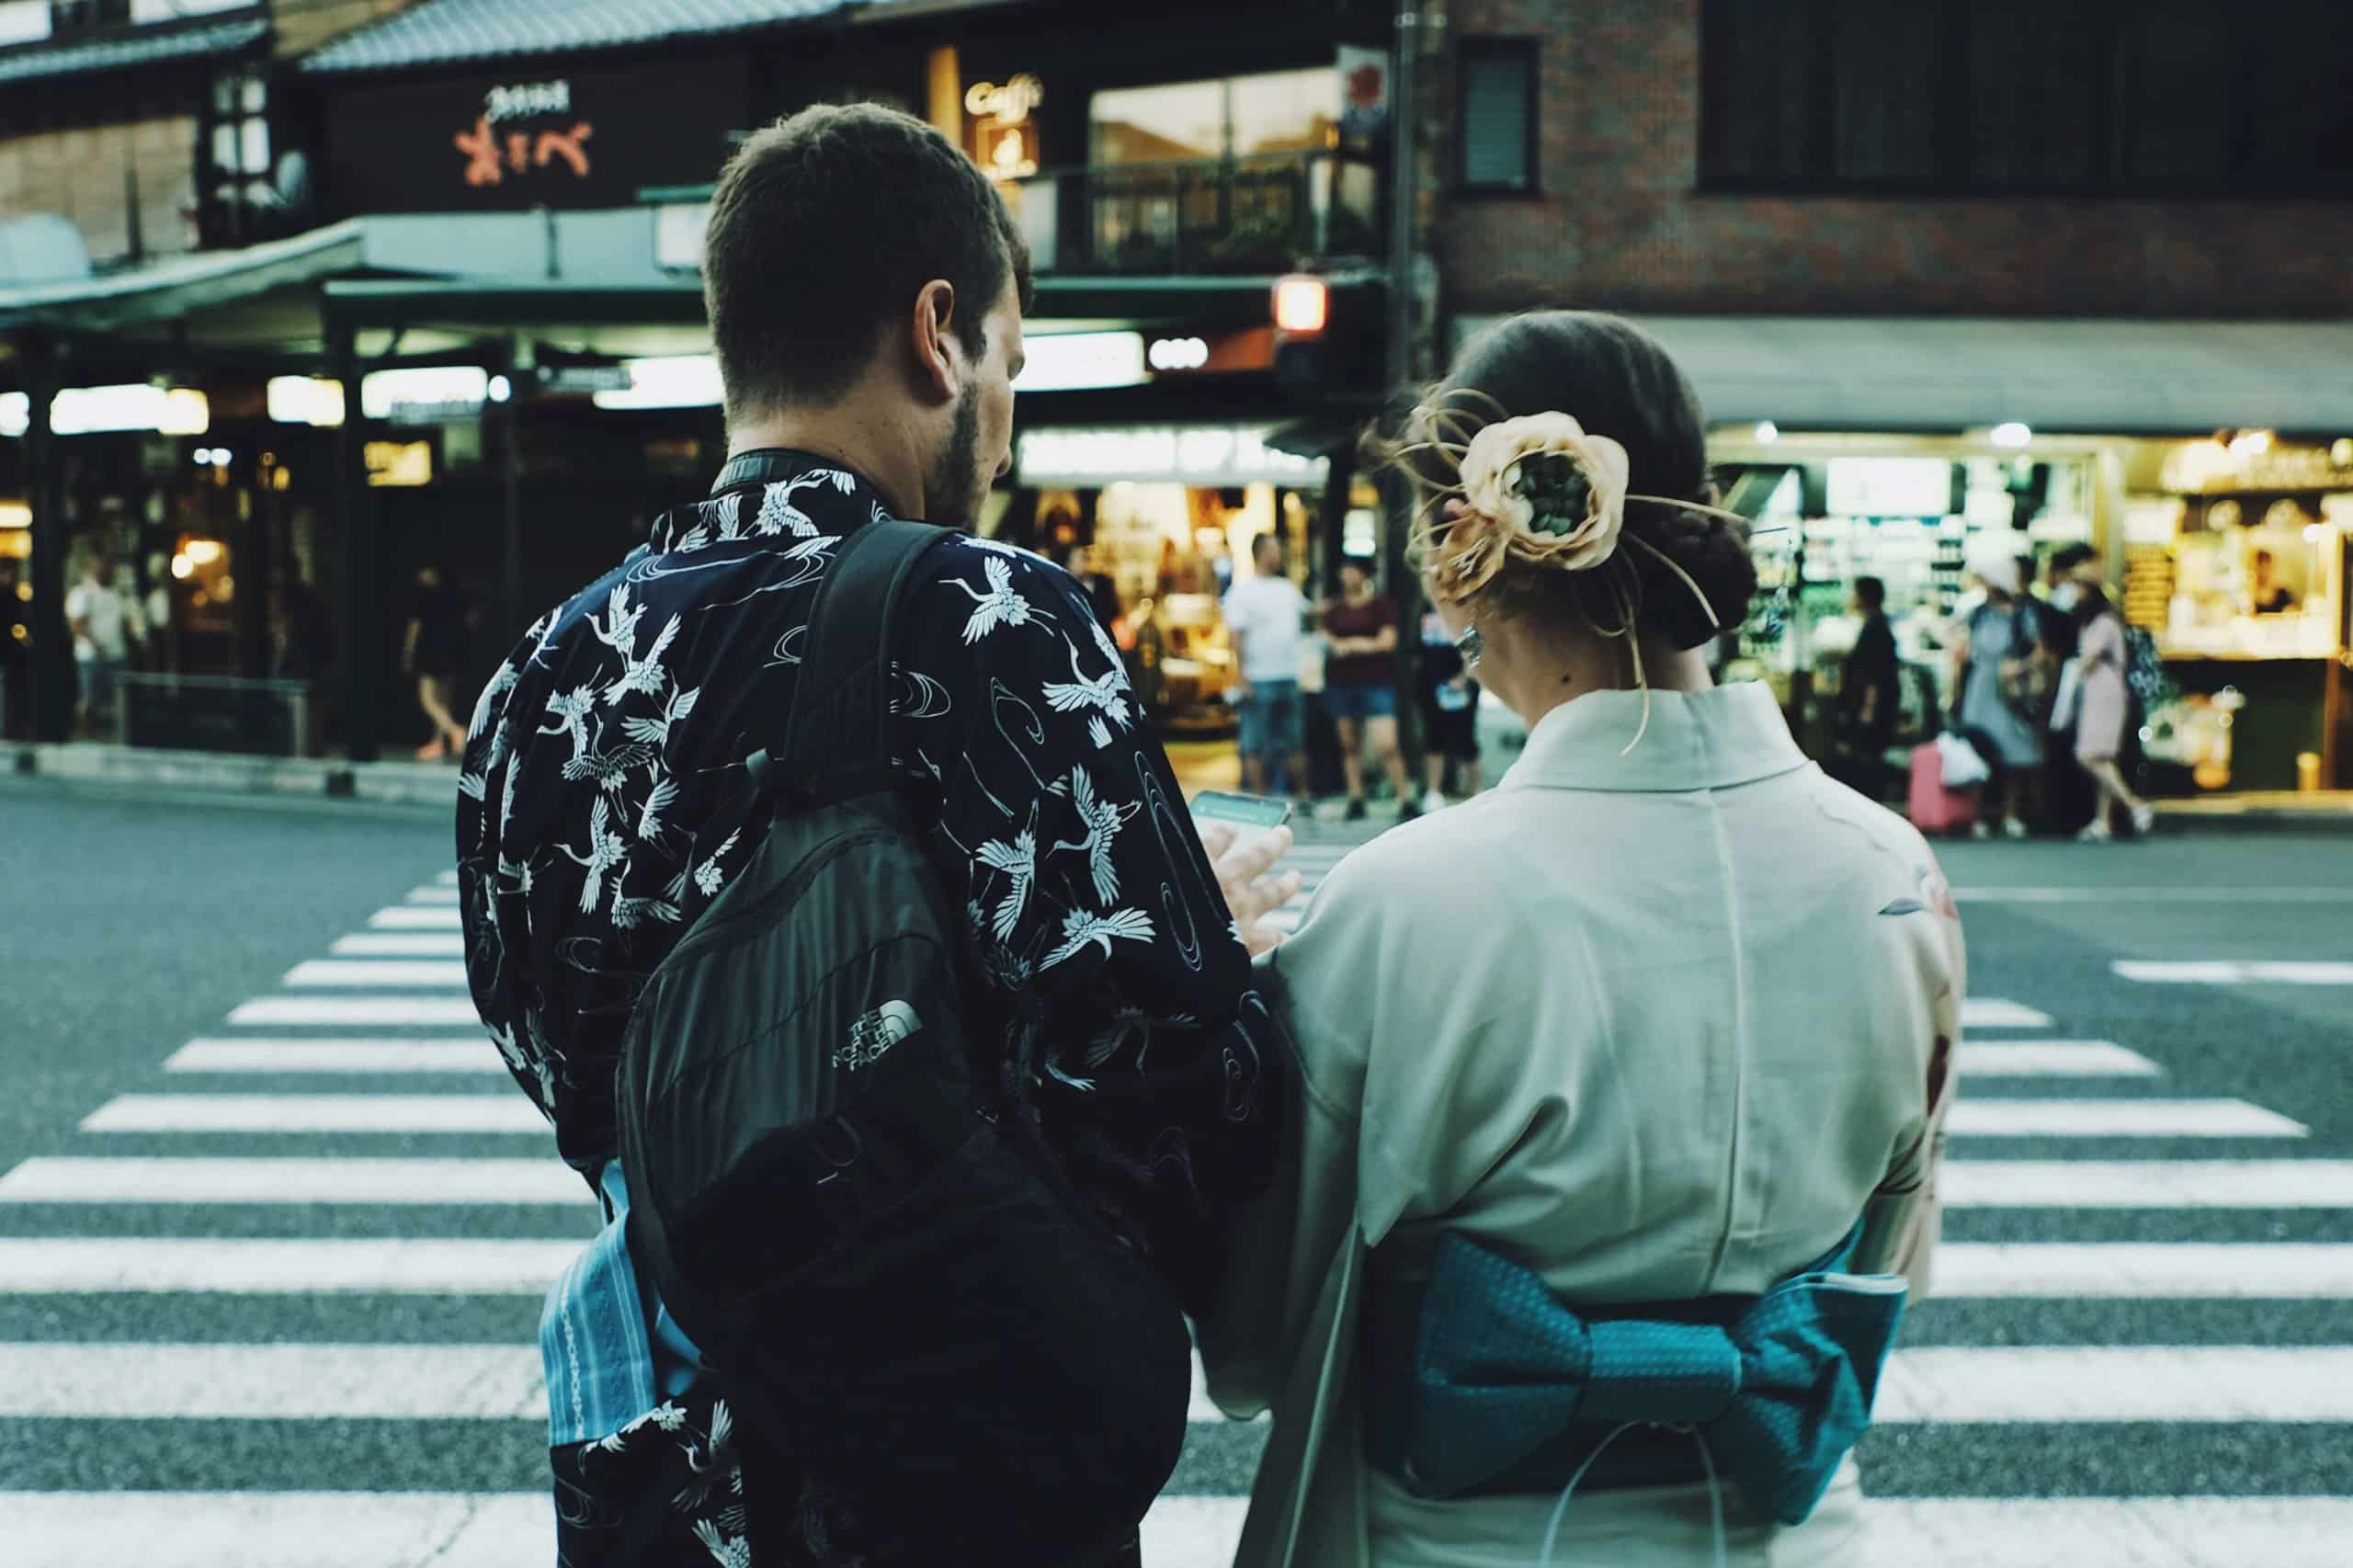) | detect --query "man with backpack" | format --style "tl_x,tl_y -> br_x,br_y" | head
458,103 -> 1300,1567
